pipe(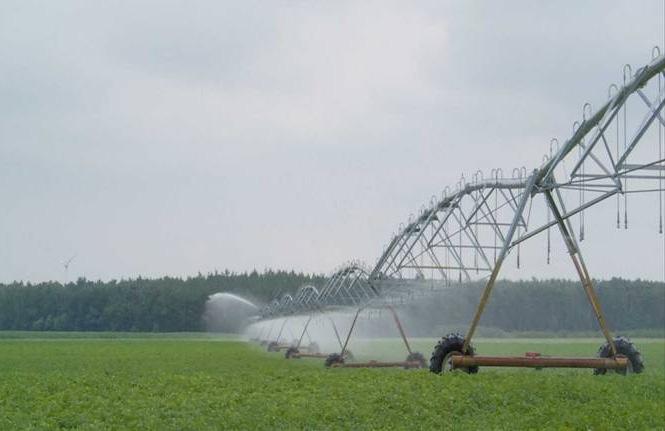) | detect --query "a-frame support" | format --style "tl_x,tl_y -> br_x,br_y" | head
462,171 -> 617,356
